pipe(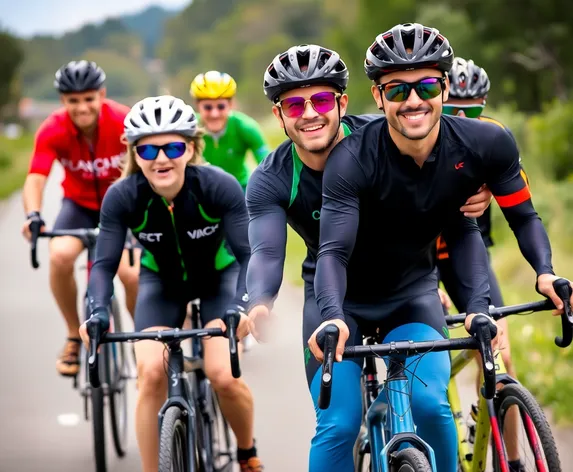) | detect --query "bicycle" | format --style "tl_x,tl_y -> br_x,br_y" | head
318,278 -> 572,472
88,309 -> 242,472
29,224 -> 134,472
445,278 -> 572,472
